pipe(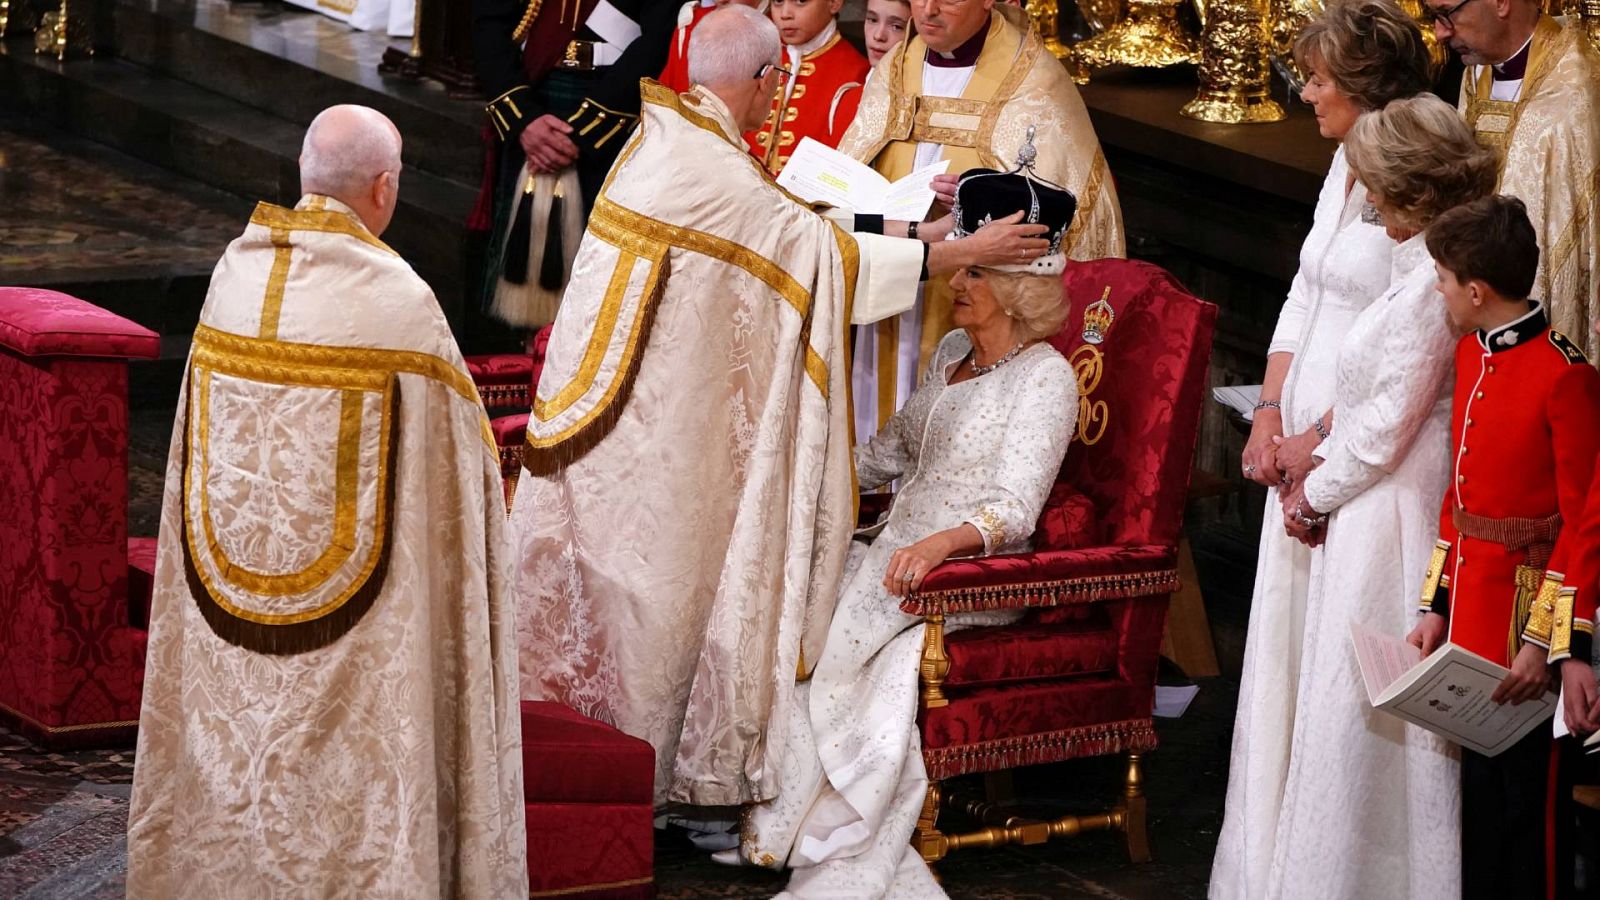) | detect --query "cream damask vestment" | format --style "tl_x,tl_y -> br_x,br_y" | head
1460,15 -> 1600,356
836,3 -> 1124,438
126,196 -> 527,899
514,81 -> 924,807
